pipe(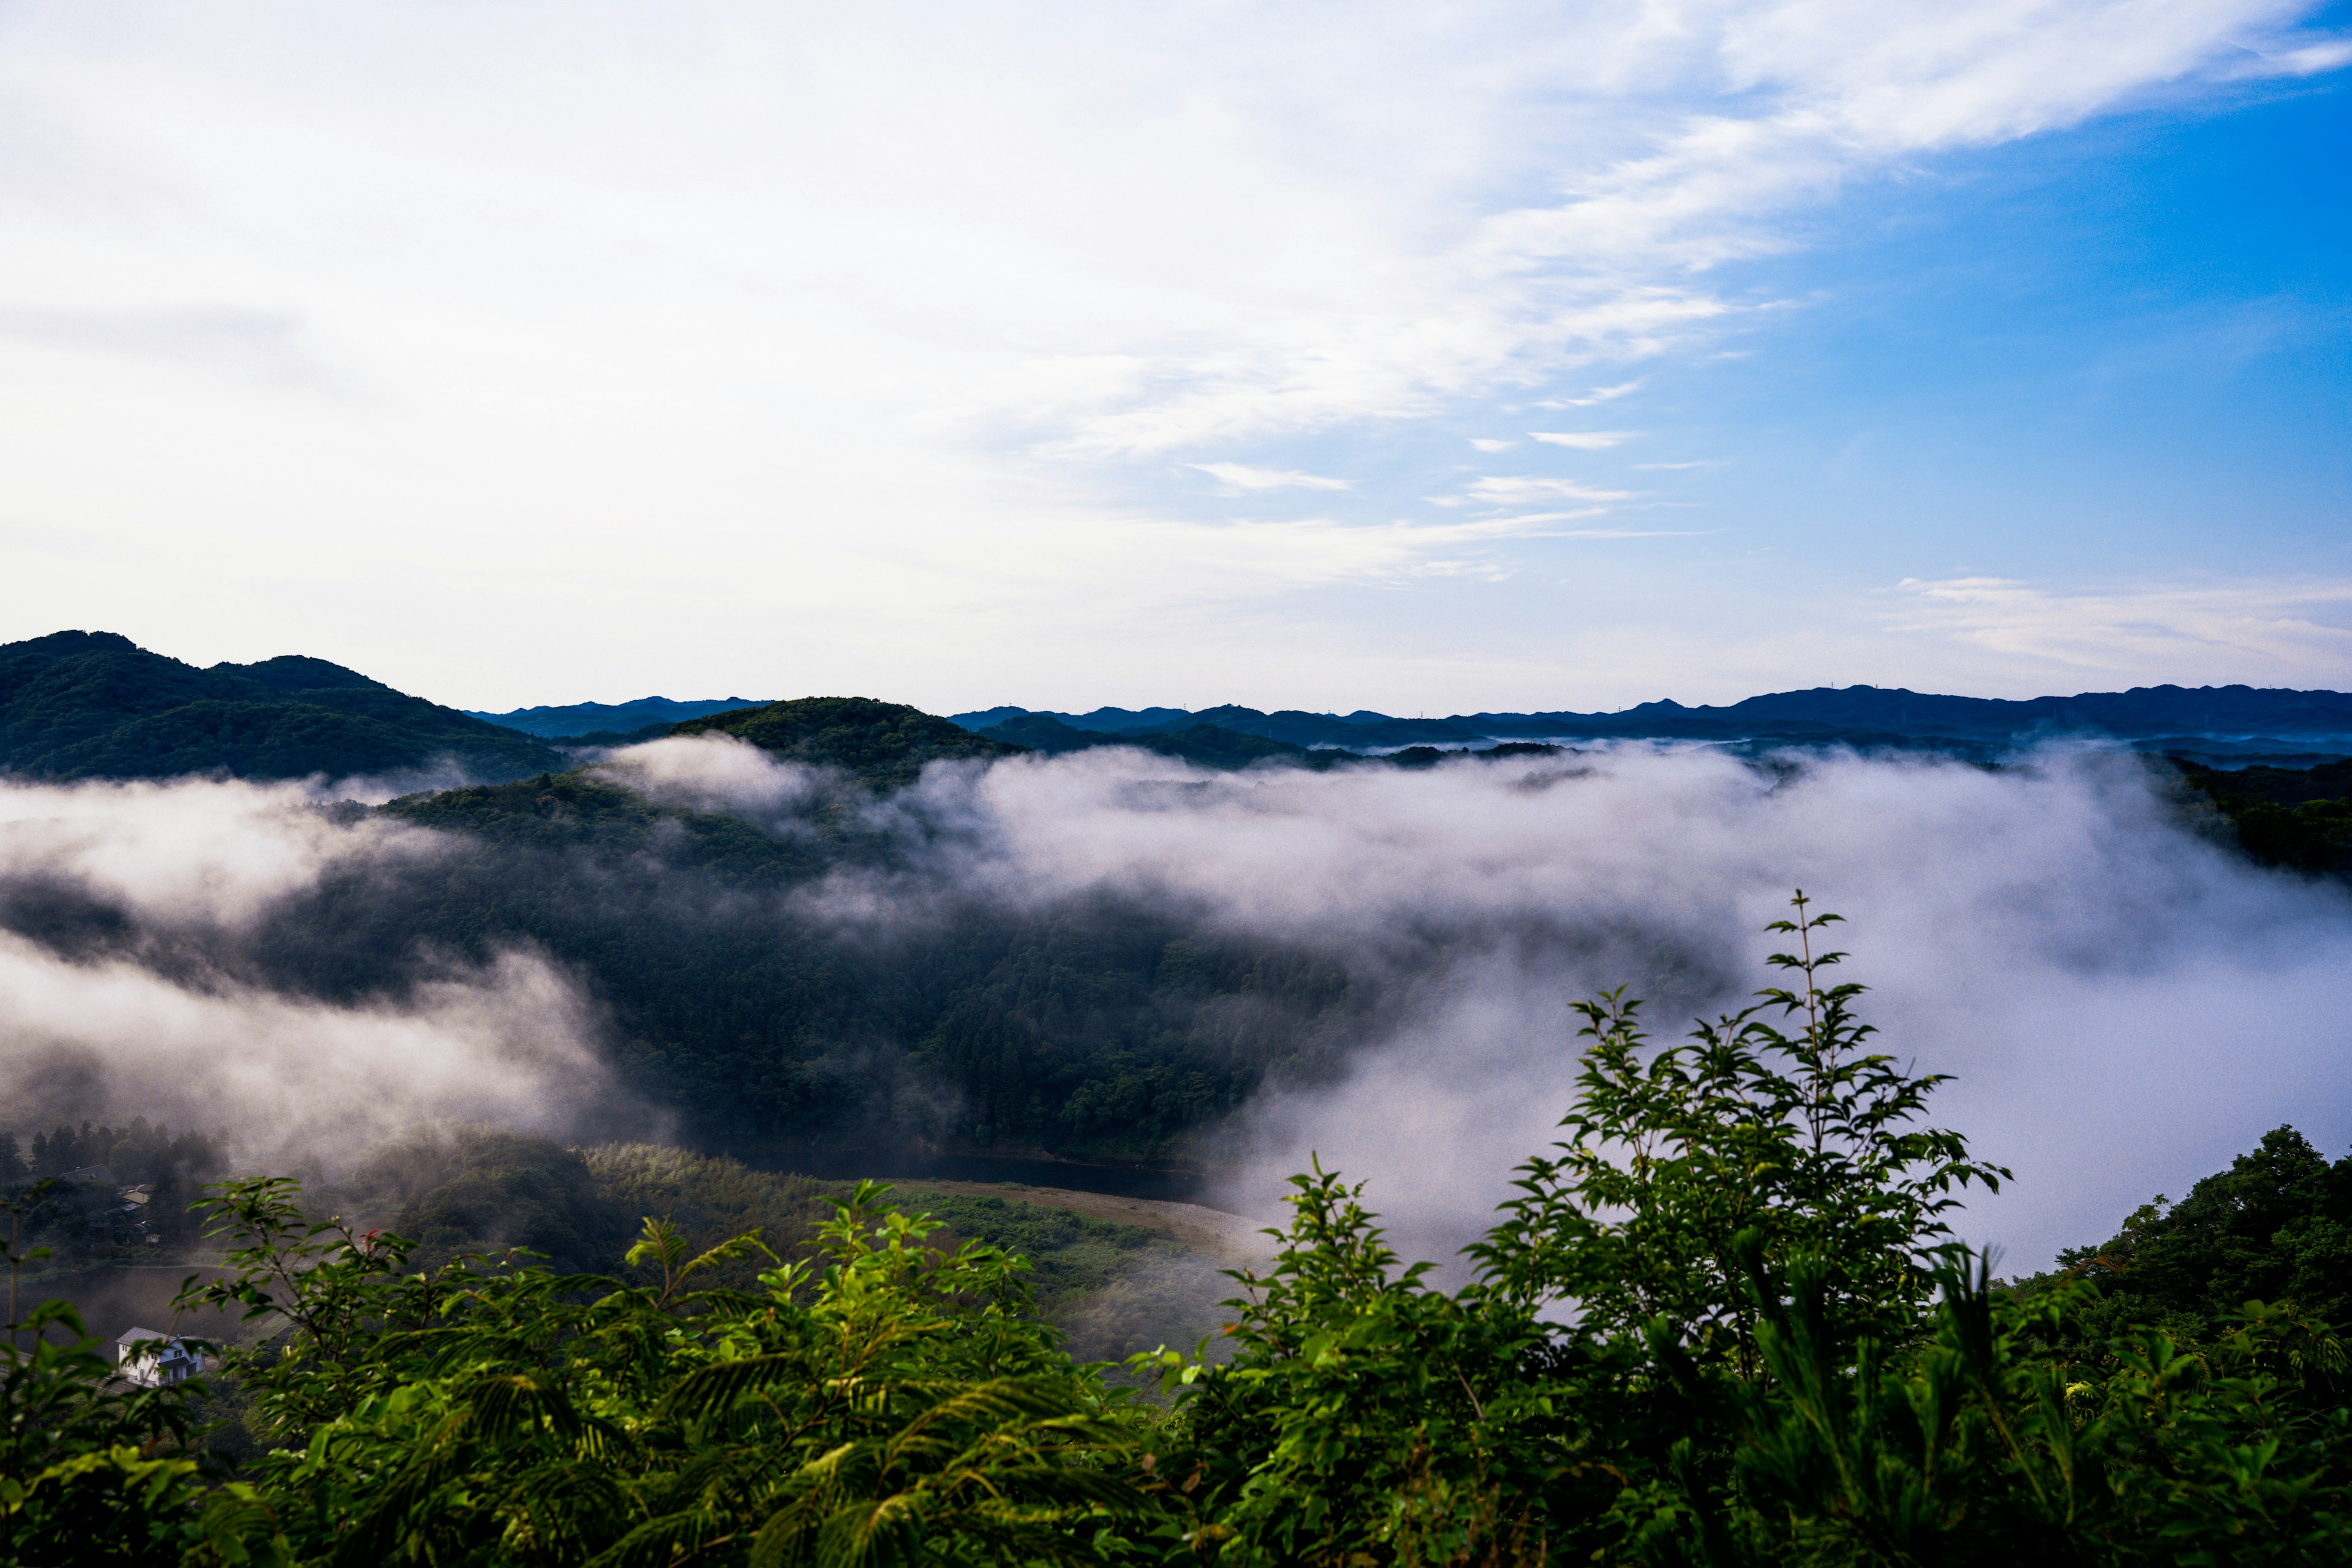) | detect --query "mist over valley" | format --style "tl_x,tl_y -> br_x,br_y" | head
6,630 -> 2350,1284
